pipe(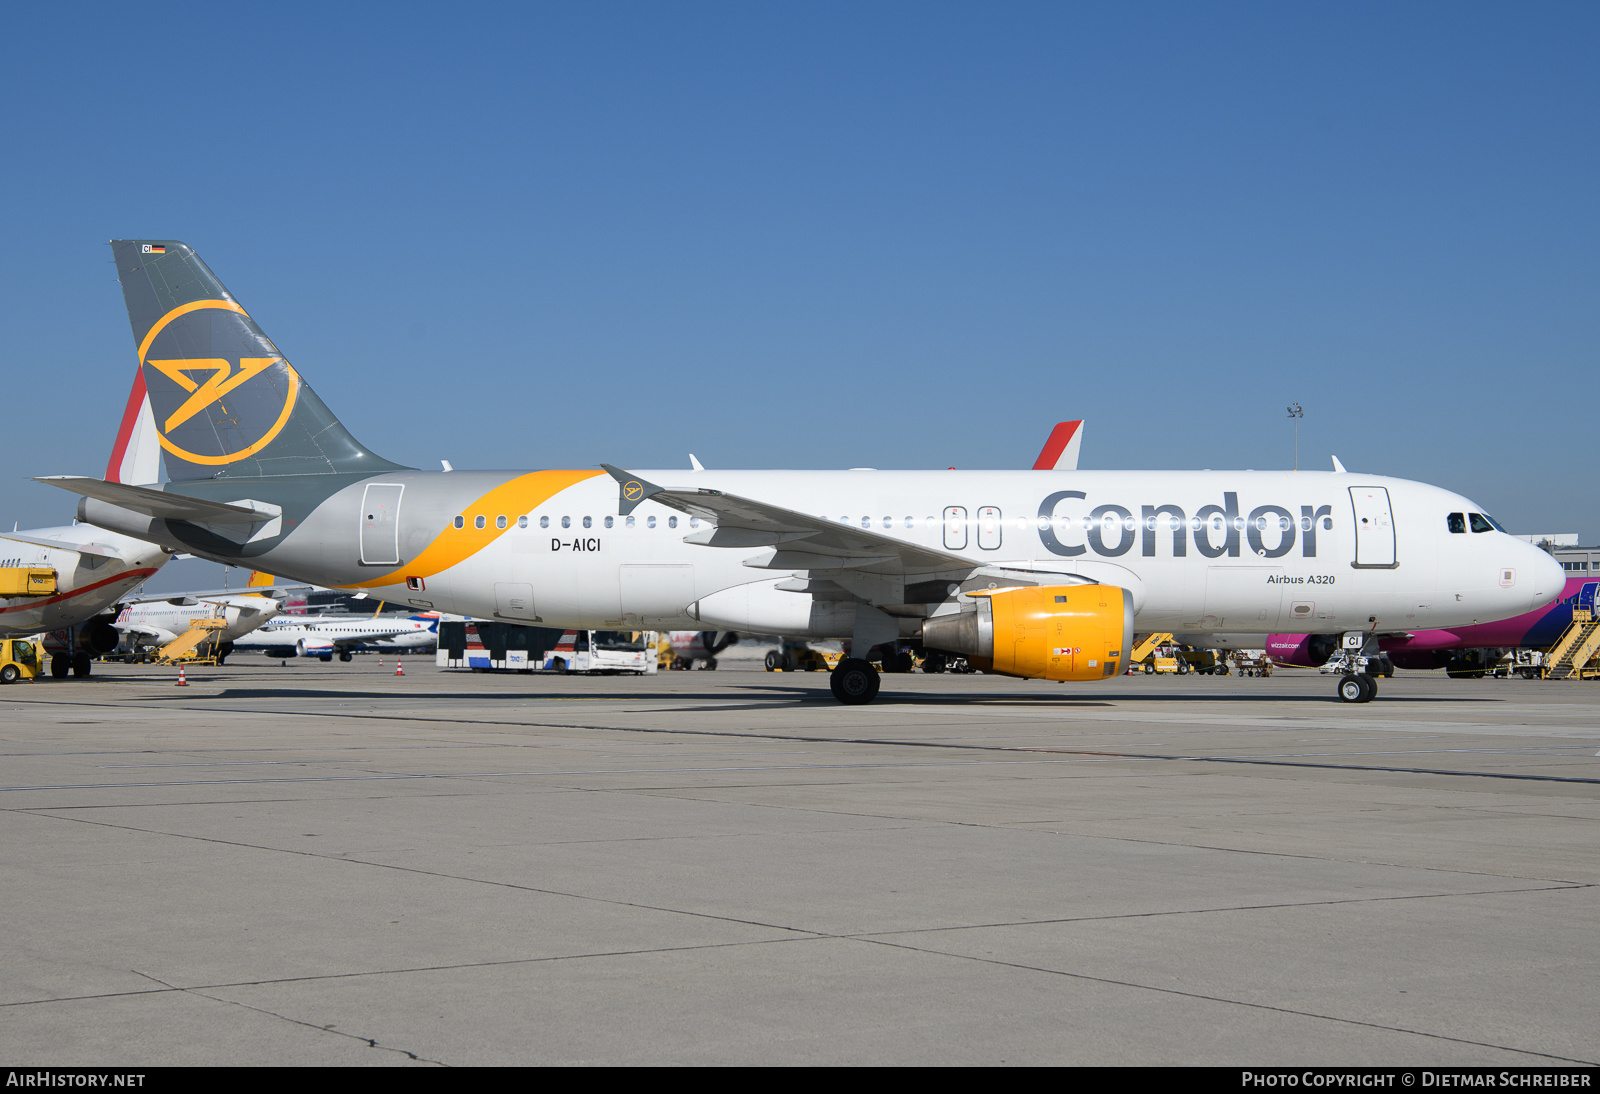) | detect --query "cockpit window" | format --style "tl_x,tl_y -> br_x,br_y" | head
1468,513 -> 1495,533
1447,513 -> 1466,534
